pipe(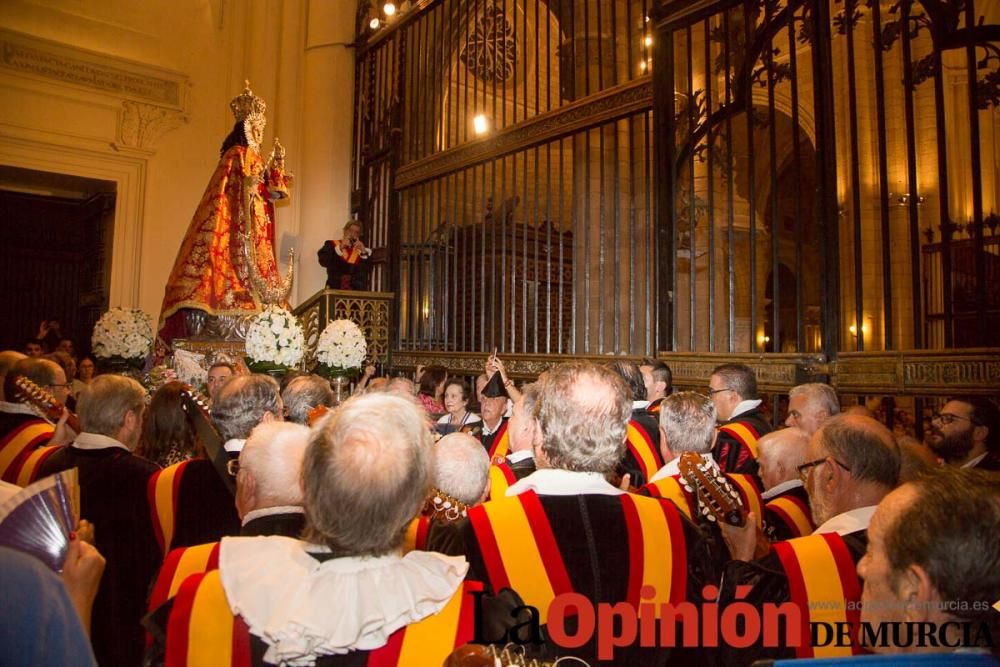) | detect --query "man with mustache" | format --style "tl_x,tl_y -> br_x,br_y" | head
926,396 -> 1000,472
